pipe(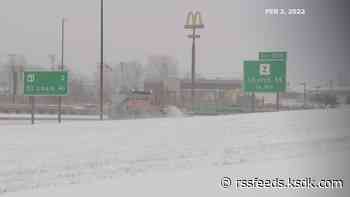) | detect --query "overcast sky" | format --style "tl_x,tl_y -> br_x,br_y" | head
0,0 -> 349,86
